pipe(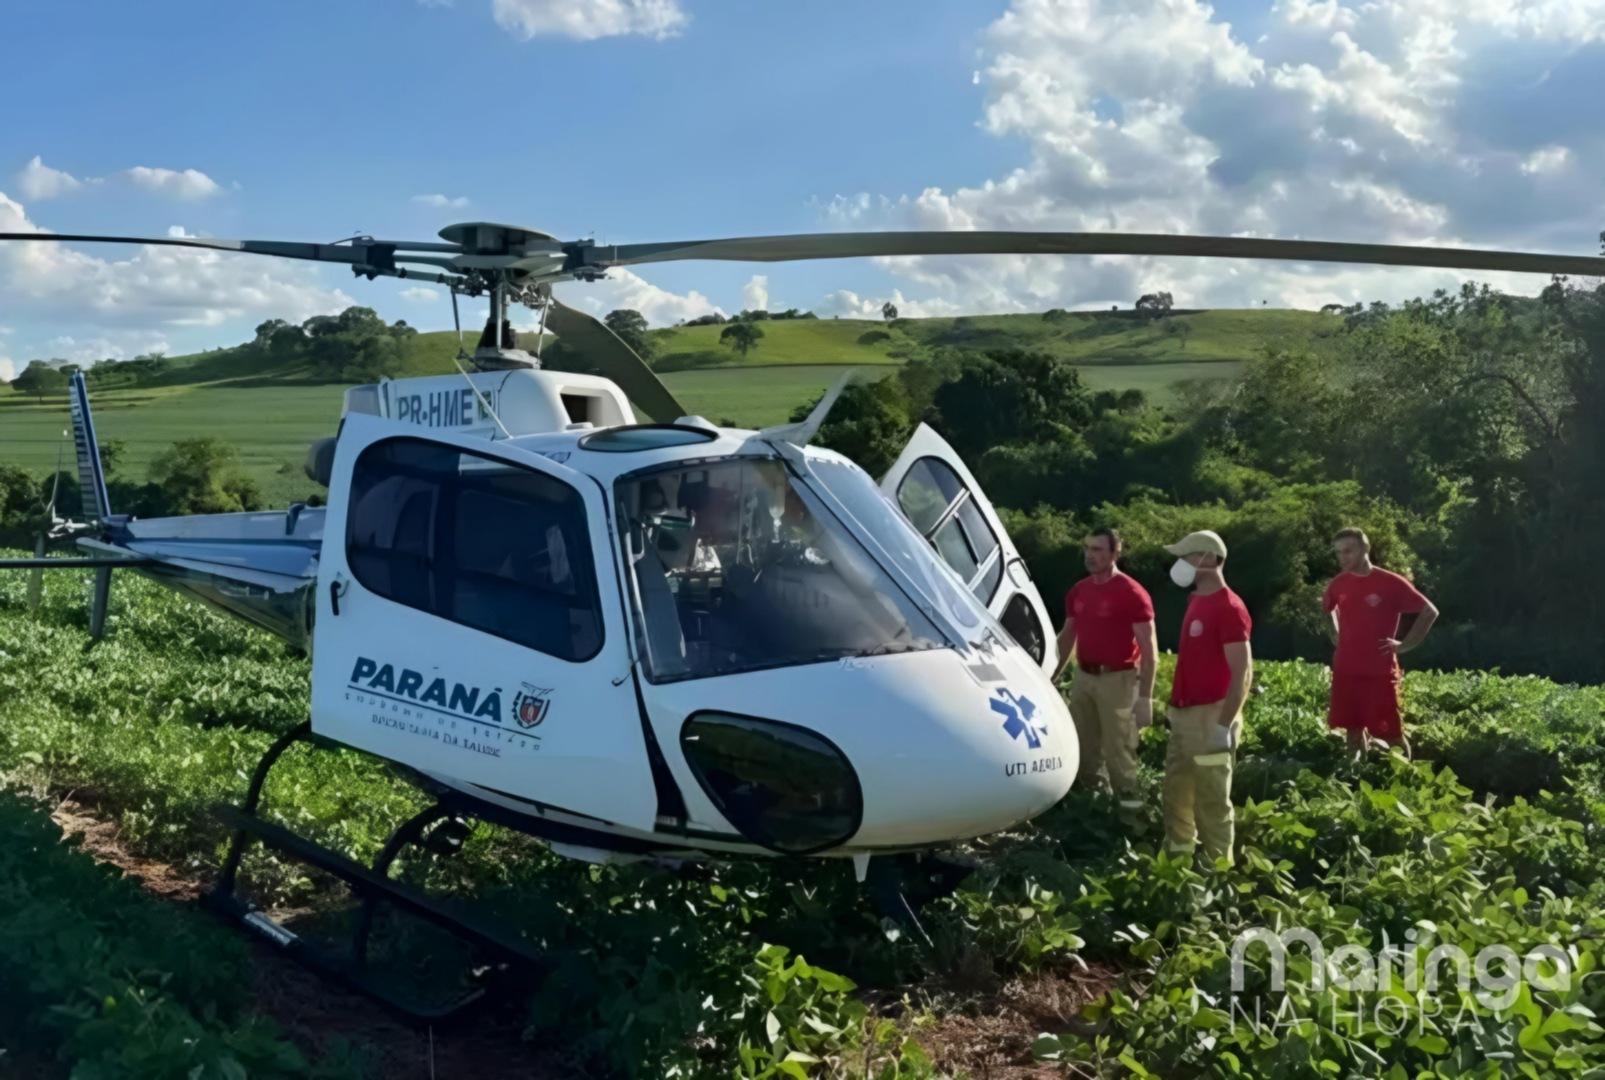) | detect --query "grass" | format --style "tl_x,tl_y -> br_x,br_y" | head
651,318 -> 910,368
2,384 -> 349,507
1,310 -> 1311,505
650,309 -> 1331,368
